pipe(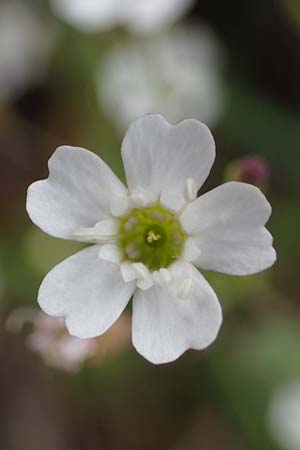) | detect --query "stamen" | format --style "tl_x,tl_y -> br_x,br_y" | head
124,217 -> 138,231
120,261 -> 136,282
110,195 -> 130,217
73,218 -> 119,243
132,263 -> 154,290
151,212 -> 166,223
120,262 -> 154,290
125,244 -> 140,259
73,227 -> 115,243
147,230 -> 162,243
182,238 -> 201,262
118,204 -> 186,271
153,268 -> 172,287
179,277 -> 193,299
152,271 -> 163,287
172,231 -> 181,245
159,268 -> 171,285
132,263 -> 149,280
185,177 -> 197,202
98,244 -> 122,264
